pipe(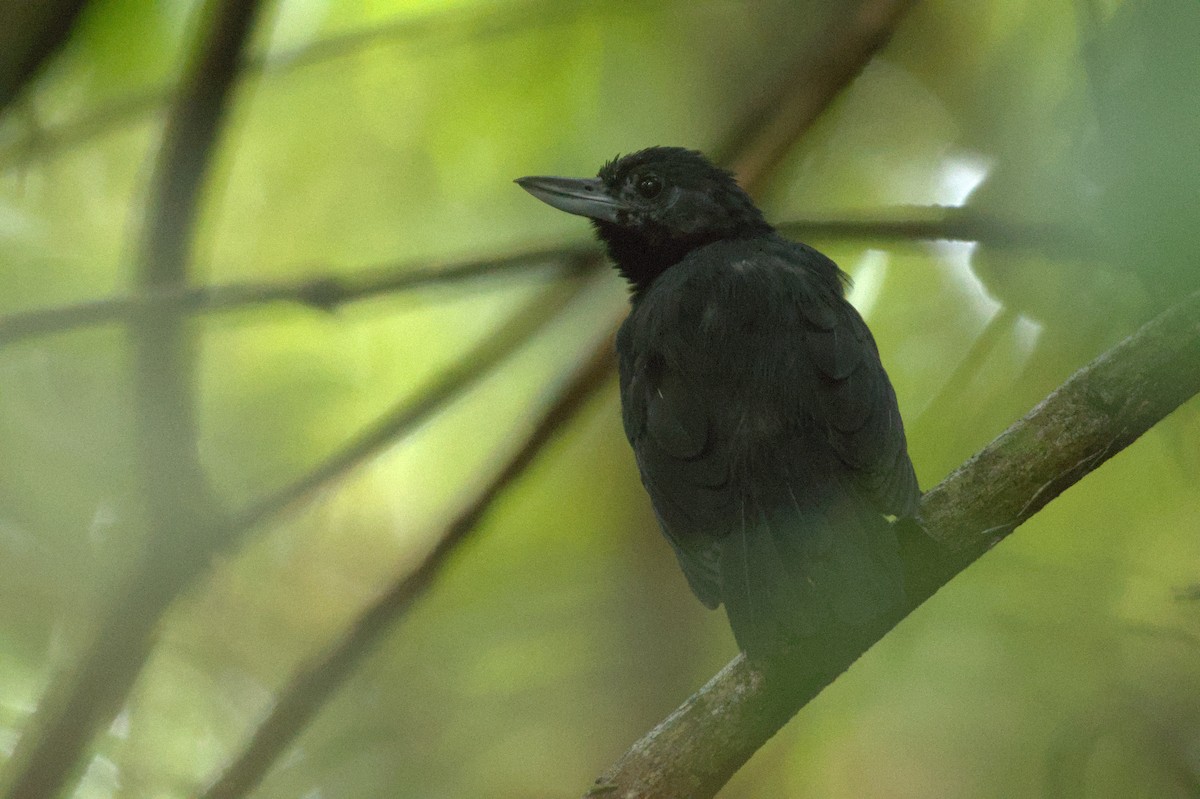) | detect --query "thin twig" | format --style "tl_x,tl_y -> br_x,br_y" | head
587,288 -> 1200,799
0,241 -> 597,349
199,322 -> 619,799
776,208 -> 1092,260
1,2 -> 264,798
914,305 -> 1018,424
0,209 -> 1081,351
